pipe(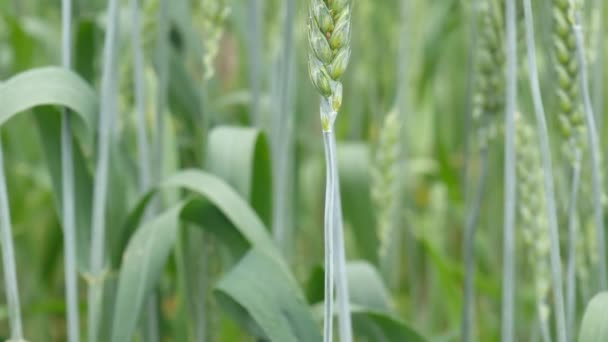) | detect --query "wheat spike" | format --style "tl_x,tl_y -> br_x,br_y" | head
308,0 -> 351,132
